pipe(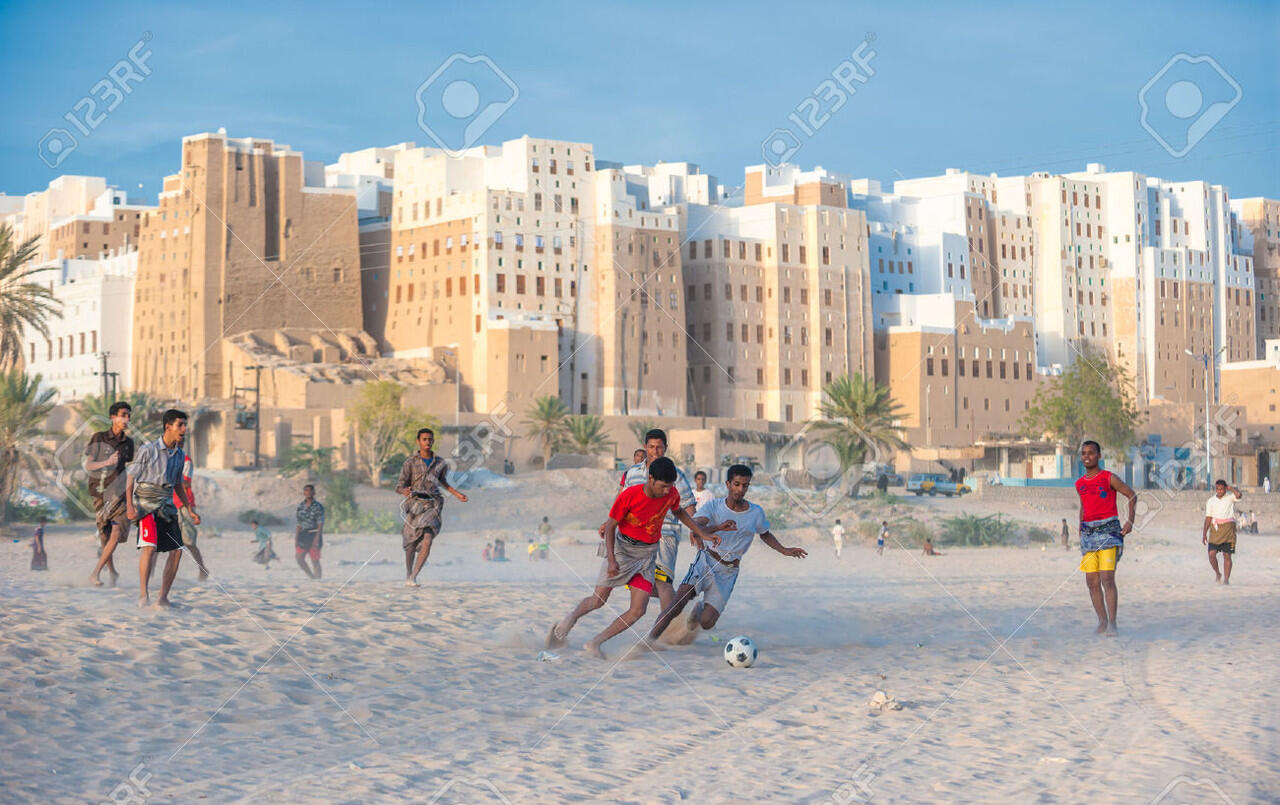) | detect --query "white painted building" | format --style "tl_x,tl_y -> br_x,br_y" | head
22,252 -> 137,402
